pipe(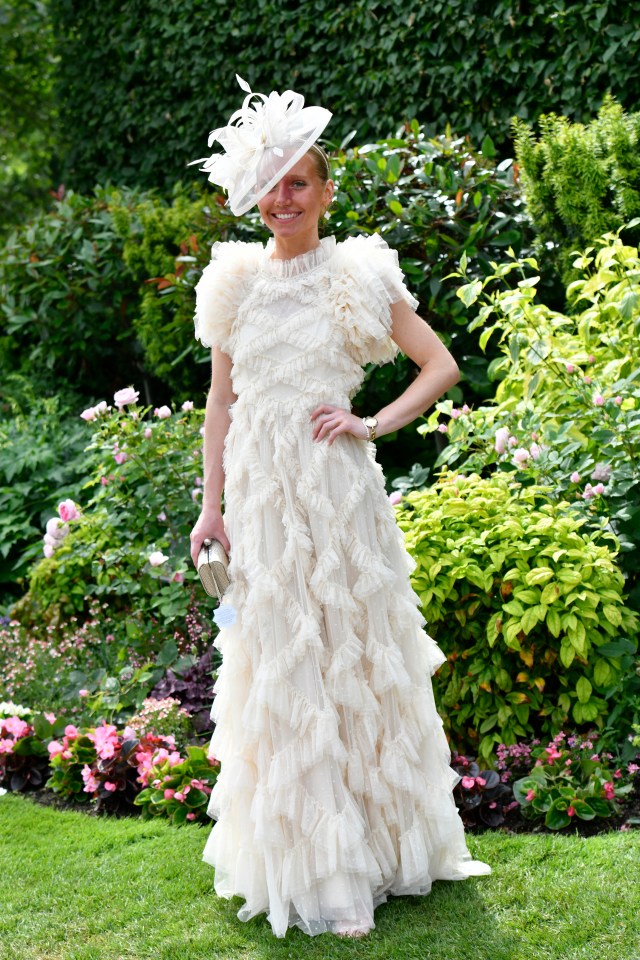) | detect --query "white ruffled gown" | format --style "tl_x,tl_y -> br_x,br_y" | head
194,233 -> 490,938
